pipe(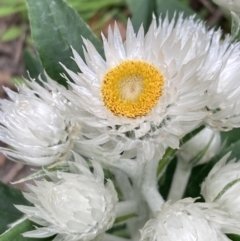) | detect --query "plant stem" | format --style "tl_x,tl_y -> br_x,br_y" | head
167,160 -> 191,202
116,200 -> 138,217
137,149 -> 165,213
114,171 -> 134,199
141,185 -> 164,213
